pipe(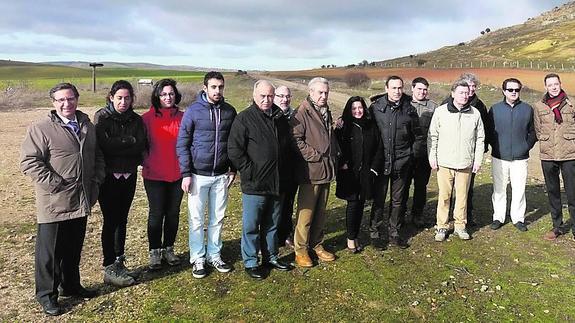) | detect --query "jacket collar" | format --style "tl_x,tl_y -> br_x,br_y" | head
447,97 -> 472,113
